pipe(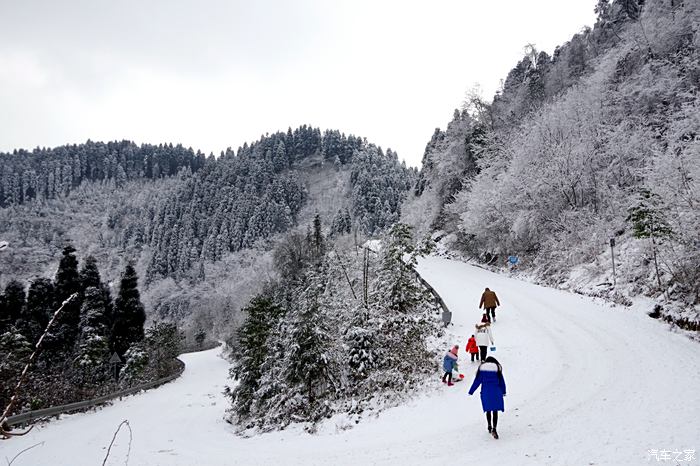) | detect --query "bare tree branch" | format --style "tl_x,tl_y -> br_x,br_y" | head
1,293 -> 78,438
6,441 -> 44,465
101,420 -> 132,466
